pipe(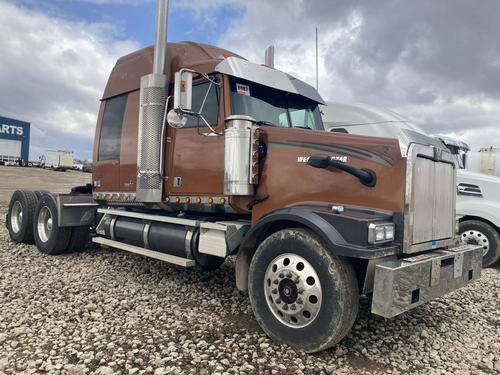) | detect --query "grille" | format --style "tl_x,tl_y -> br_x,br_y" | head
405,144 -> 456,252
136,75 -> 167,202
